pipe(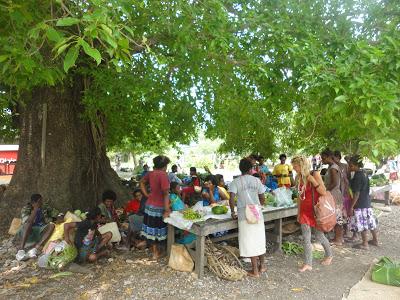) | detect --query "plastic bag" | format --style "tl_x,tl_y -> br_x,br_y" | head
372,257 -> 400,287
168,244 -> 194,272
274,187 -> 293,207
